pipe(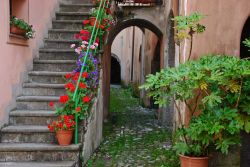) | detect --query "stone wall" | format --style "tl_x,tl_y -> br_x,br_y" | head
82,70 -> 103,164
